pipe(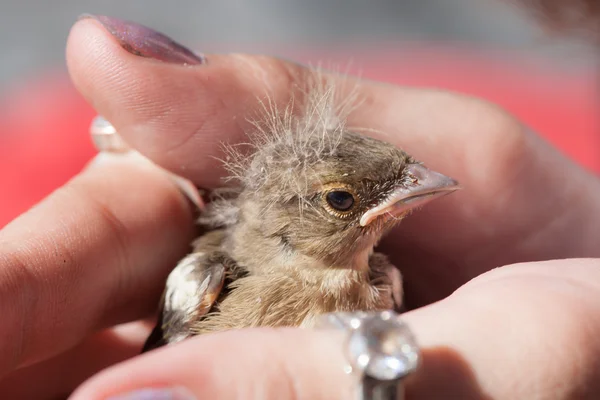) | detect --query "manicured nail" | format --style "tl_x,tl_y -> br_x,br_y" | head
107,386 -> 198,400
79,14 -> 205,65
